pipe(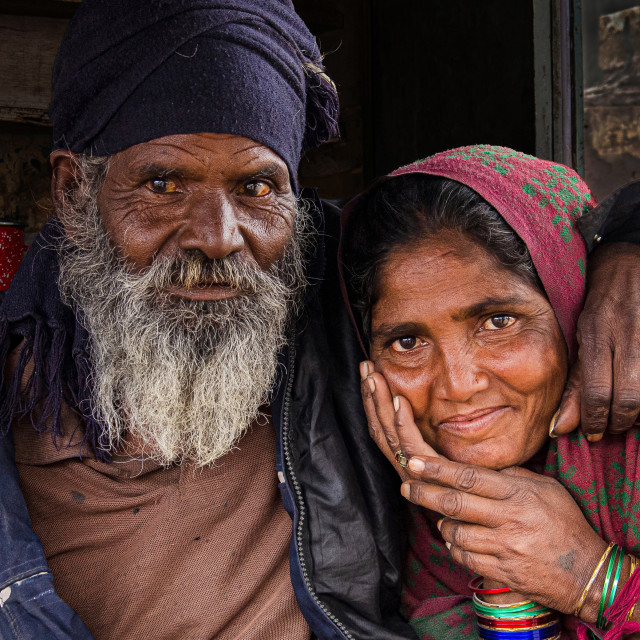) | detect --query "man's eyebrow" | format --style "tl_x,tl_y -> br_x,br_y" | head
131,163 -> 193,179
240,162 -> 287,181
451,296 -> 529,321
